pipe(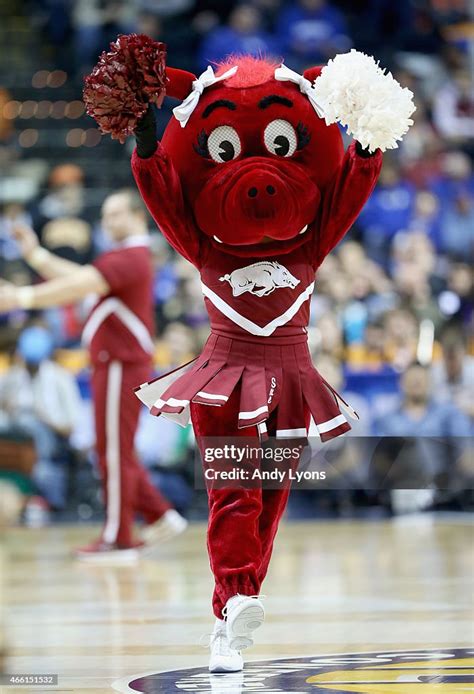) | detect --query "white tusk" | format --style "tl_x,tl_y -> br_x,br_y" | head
299,225 -> 308,235
213,236 -> 223,243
